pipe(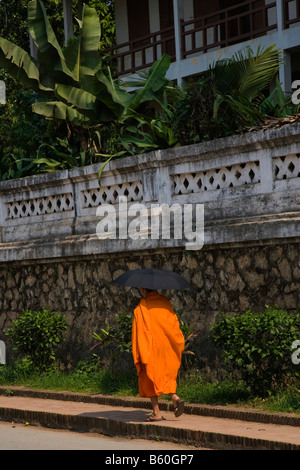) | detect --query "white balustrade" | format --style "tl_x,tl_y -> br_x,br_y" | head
0,124 -> 300,260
